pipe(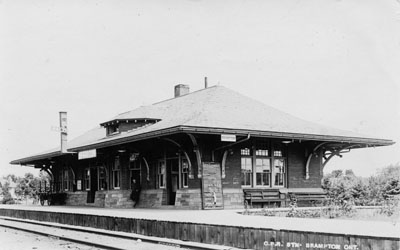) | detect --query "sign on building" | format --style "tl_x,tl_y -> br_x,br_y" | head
221,134 -> 236,142
78,149 -> 97,160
